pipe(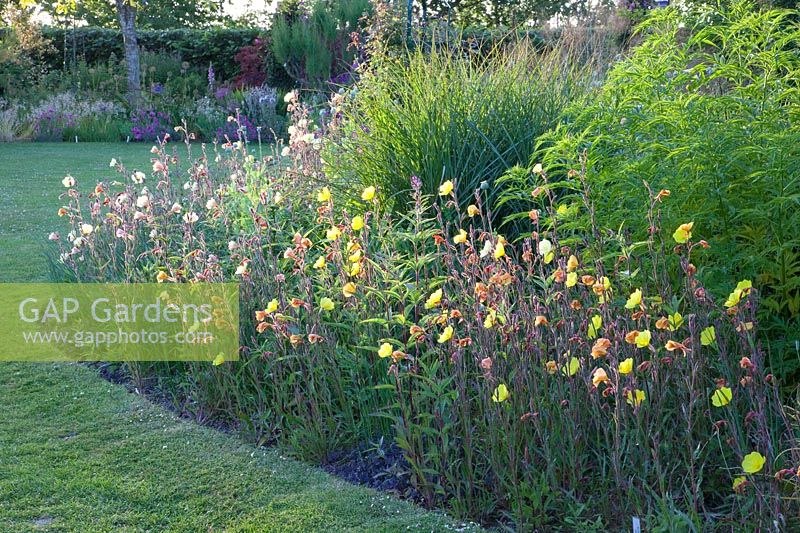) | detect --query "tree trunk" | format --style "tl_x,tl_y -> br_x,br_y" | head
116,0 -> 141,107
